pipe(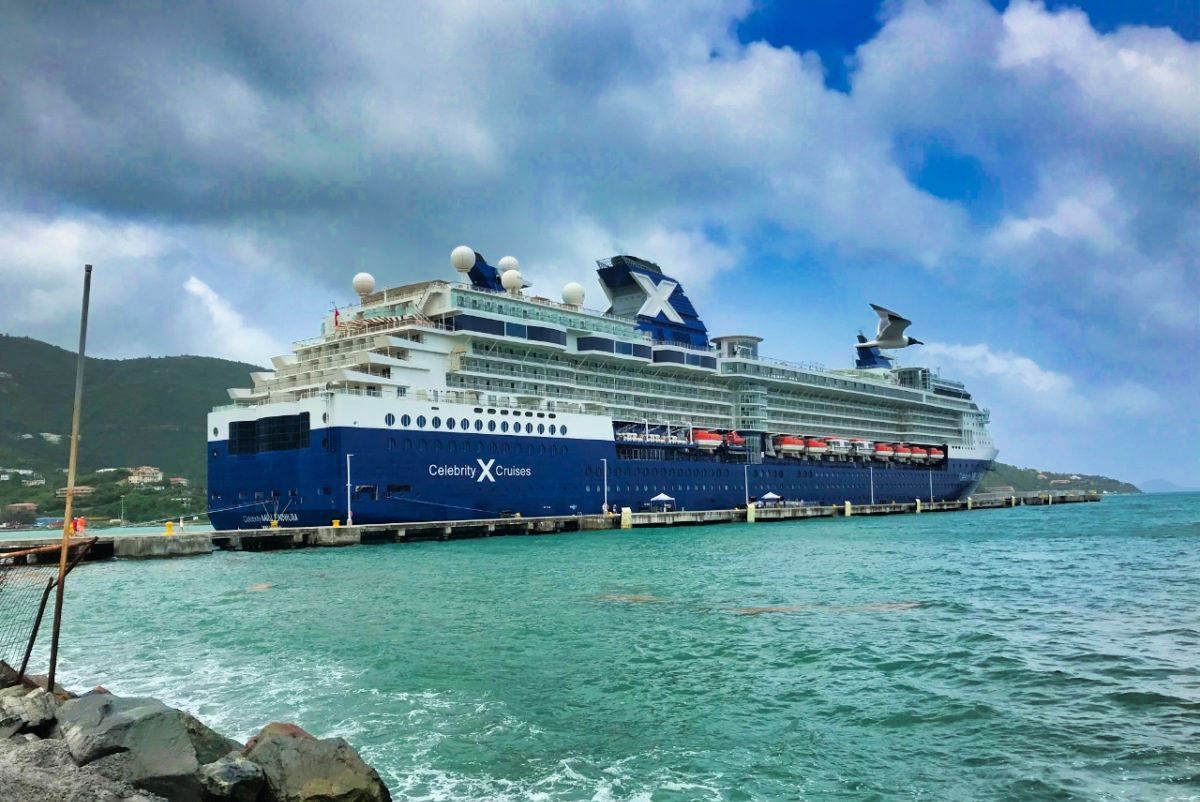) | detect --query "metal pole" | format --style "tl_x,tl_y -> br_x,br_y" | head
929,468 -> 934,503
346,453 -> 354,526
48,264 -> 92,693
601,458 -> 608,513
119,494 -> 125,524
744,464 -> 749,507
870,465 -> 875,505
